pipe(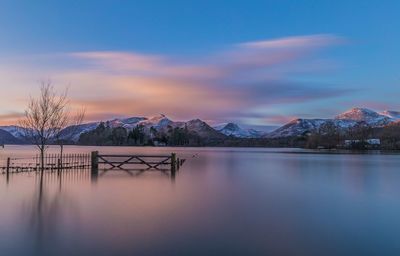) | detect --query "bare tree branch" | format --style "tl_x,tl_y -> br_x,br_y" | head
19,80 -> 85,171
